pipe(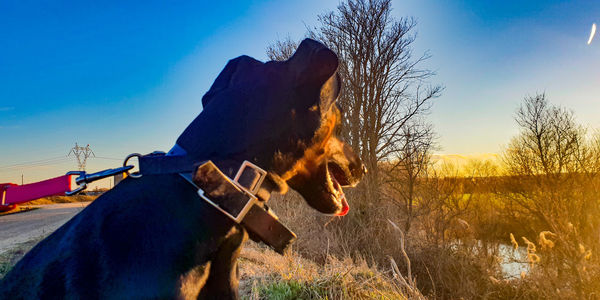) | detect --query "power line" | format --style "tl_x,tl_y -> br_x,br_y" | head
0,155 -> 67,169
0,157 -> 71,172
0,152 -> 122,173
93,156 -> 122,161
15,158 -> 71,169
